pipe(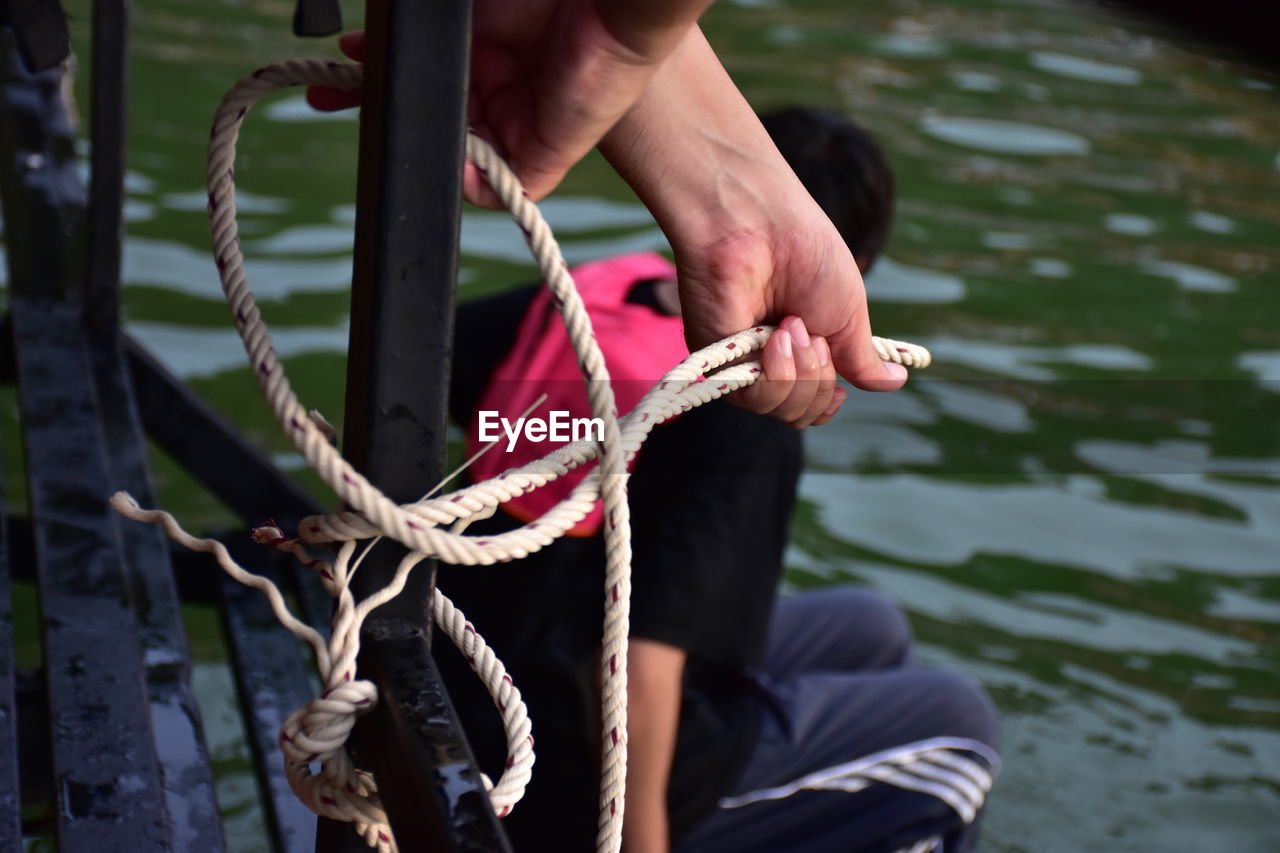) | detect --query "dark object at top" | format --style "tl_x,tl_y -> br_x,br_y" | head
1105,0 -> 1280,71
0,0 -> 69,71
293,0 -> 342,38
